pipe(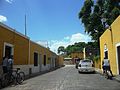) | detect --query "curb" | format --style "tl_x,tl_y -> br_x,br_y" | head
112,76 -> 120,83
95,68 -> 120,82
24,66 -> 65,80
